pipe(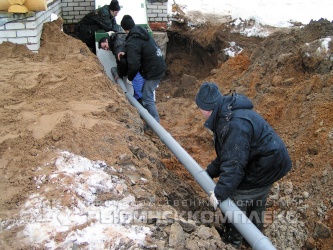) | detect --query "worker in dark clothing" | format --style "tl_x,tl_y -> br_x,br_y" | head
99,33 -> 145,104
195,82 -> 292,249
118,15 -> 166,123
98,32 -> 127,77
76,0 -> 122,53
